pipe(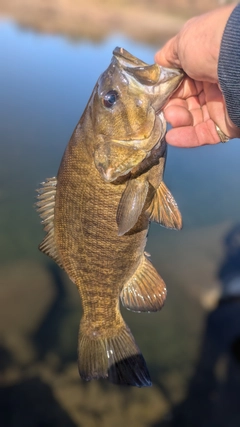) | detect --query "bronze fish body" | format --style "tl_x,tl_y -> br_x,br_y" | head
36,47 -> 183,387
